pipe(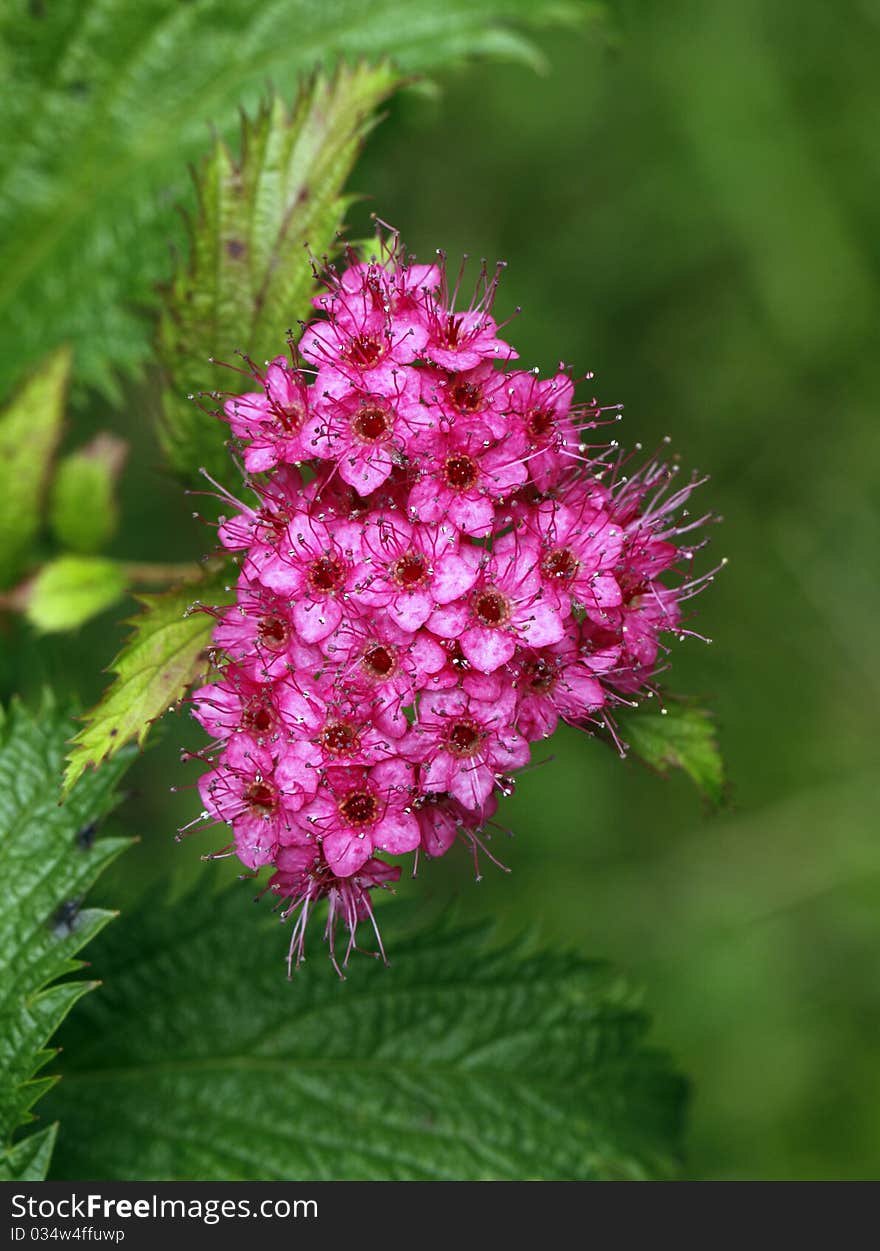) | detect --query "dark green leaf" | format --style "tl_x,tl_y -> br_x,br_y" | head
158,62 -> 398,482
45,887 -> 686,1181
617,700 -> 725,805
0,0 -> 598,402
0,699 -> 133,1181
0,346 -> 70,588
63,566 -> 234,793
